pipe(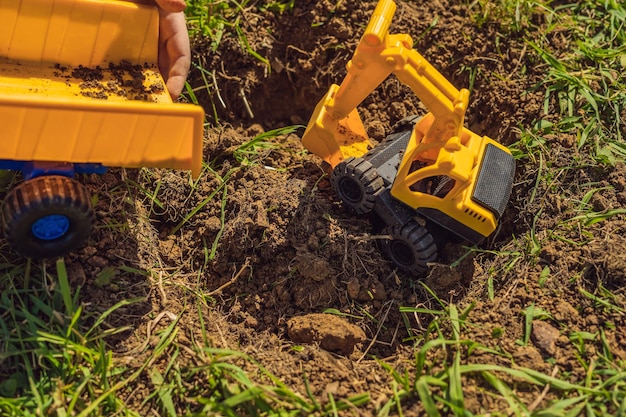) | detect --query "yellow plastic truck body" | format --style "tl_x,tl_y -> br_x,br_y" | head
0,0 -> 204,177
